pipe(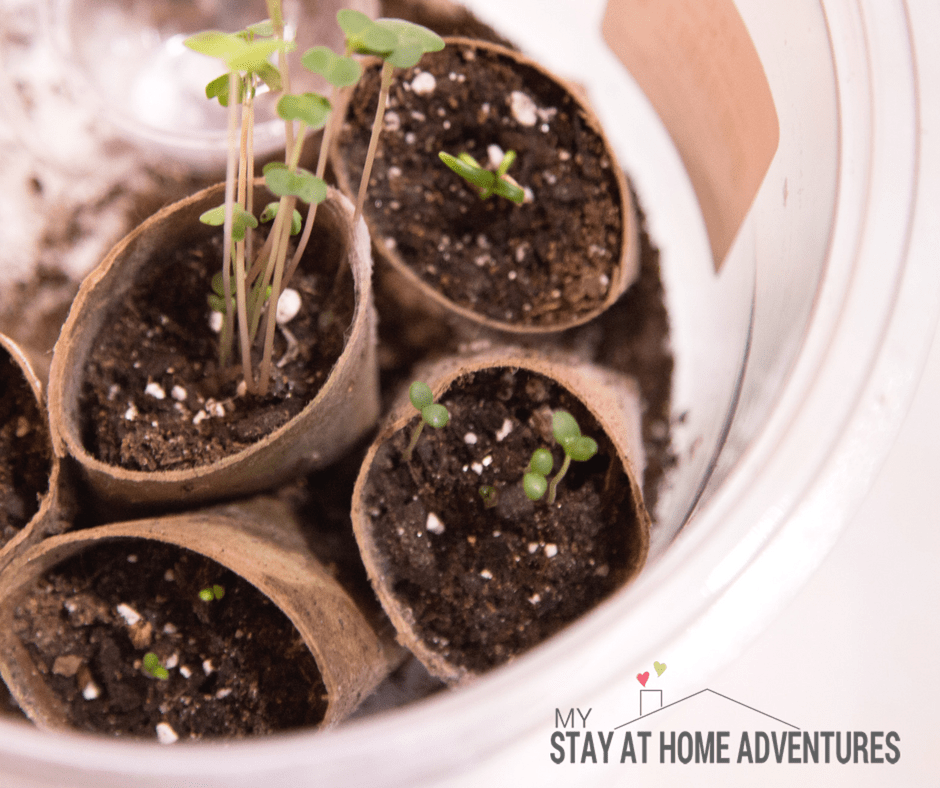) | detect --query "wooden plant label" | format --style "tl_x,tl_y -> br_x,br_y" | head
602,0 -> 779,270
